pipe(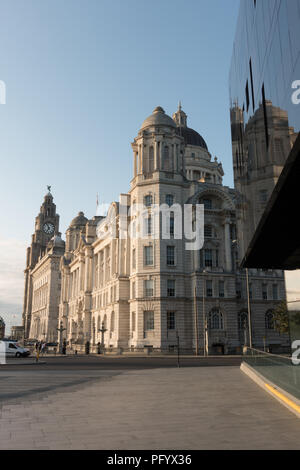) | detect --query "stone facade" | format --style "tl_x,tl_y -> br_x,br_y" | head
55,105 -> 288,353
10,326 -> 24,341
23,106 -> 289,353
